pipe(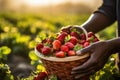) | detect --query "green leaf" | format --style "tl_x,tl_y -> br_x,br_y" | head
74,44 -> 82,51
36,64 -> 46,71
49,75 -> 58,80
29,51 -> 39,60
29,41 -> 37,49
38,31 -> 47,41
0,46 -> 11,55
65,35 -> 70,43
